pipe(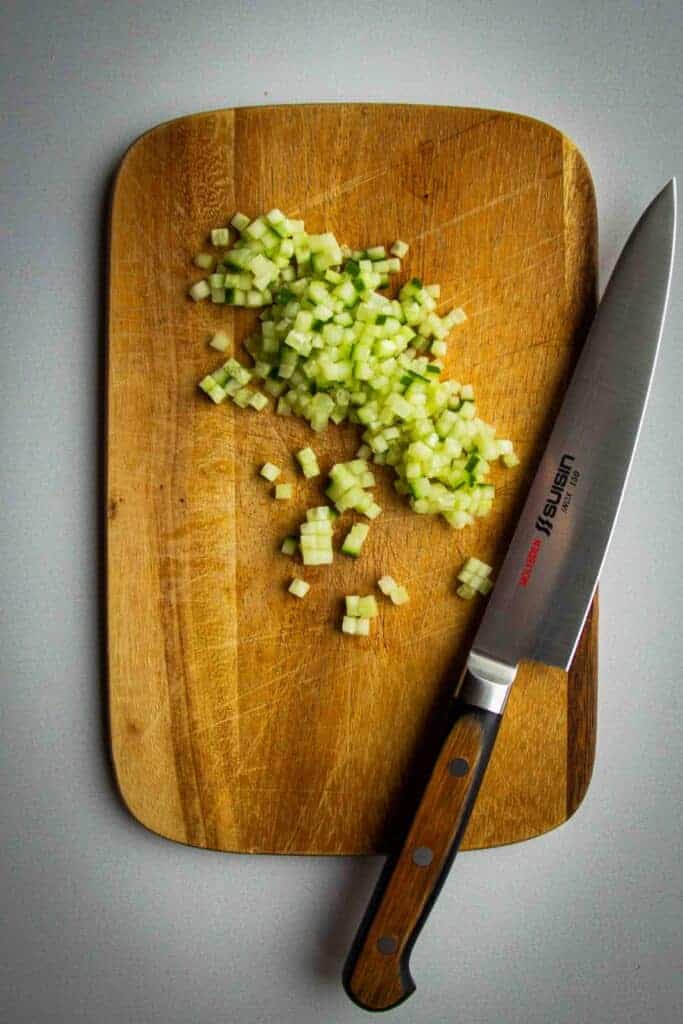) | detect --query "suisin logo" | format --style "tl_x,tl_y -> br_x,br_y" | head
535,454 -> 575,536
